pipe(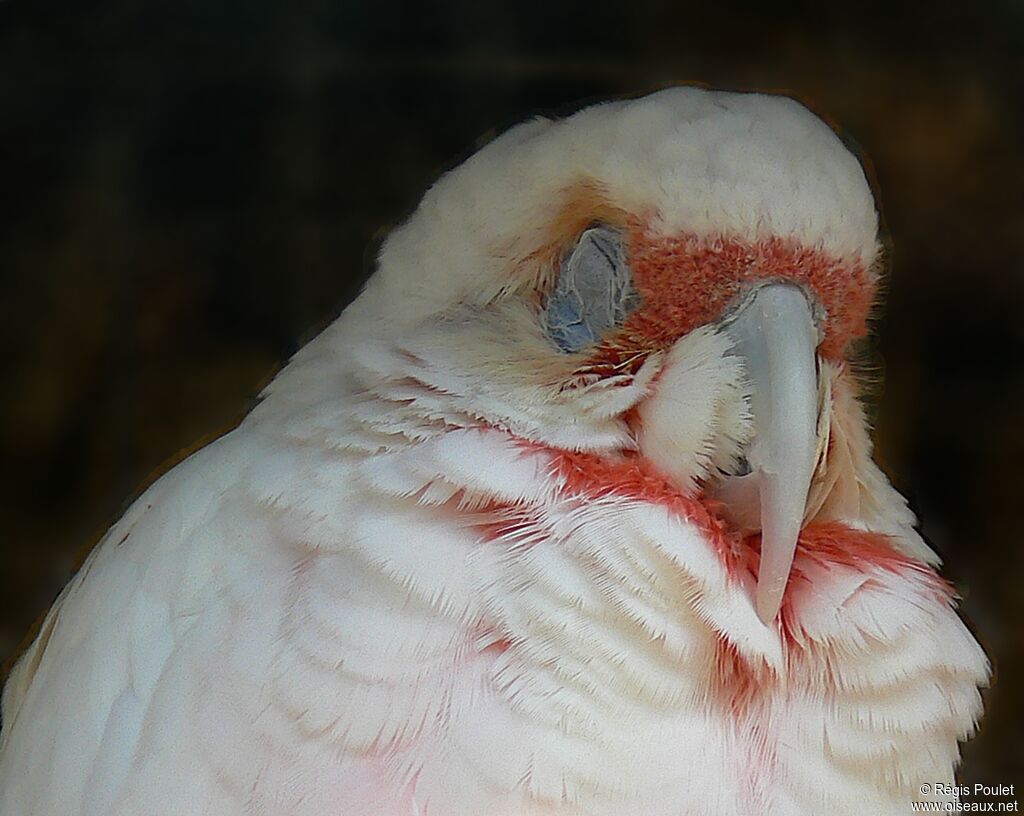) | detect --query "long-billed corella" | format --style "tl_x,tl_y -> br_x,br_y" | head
0,86 -> 989,816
